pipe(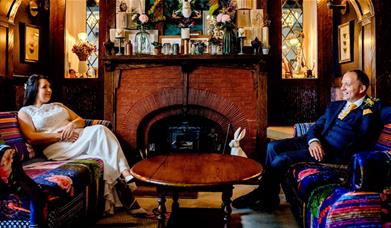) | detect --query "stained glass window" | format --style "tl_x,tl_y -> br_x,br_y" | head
86,1 -> 99,78
282,0 -> 304,79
